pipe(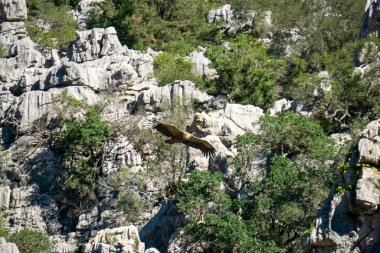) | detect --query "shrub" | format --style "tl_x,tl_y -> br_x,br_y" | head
52,93 -> 115,196
26,0 -> 77,50
153,52 -> 204,86
7,229 -> 53,253
204,35 -> 285,110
